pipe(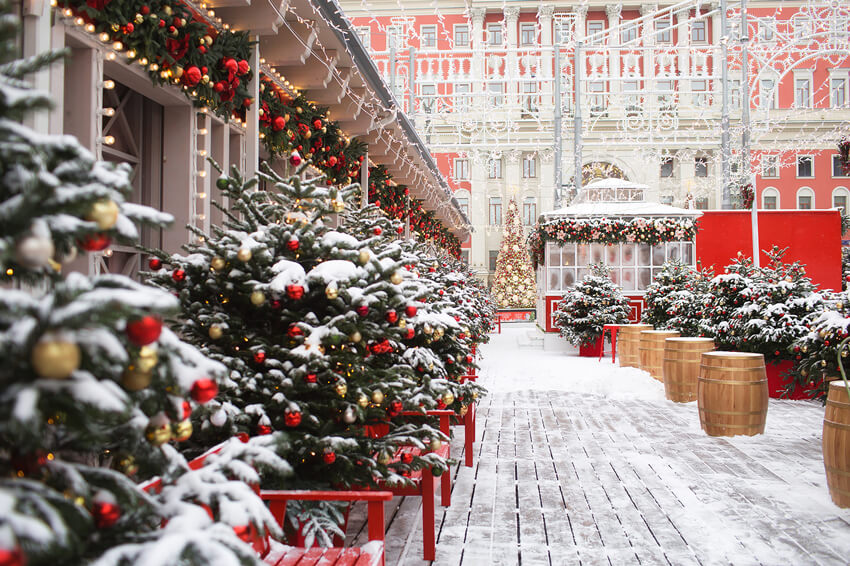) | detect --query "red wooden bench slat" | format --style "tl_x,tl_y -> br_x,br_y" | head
314,547 -> 343,566
278,548 -> 309,566
295,547 -> 326,566
332,549 -> 363,566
